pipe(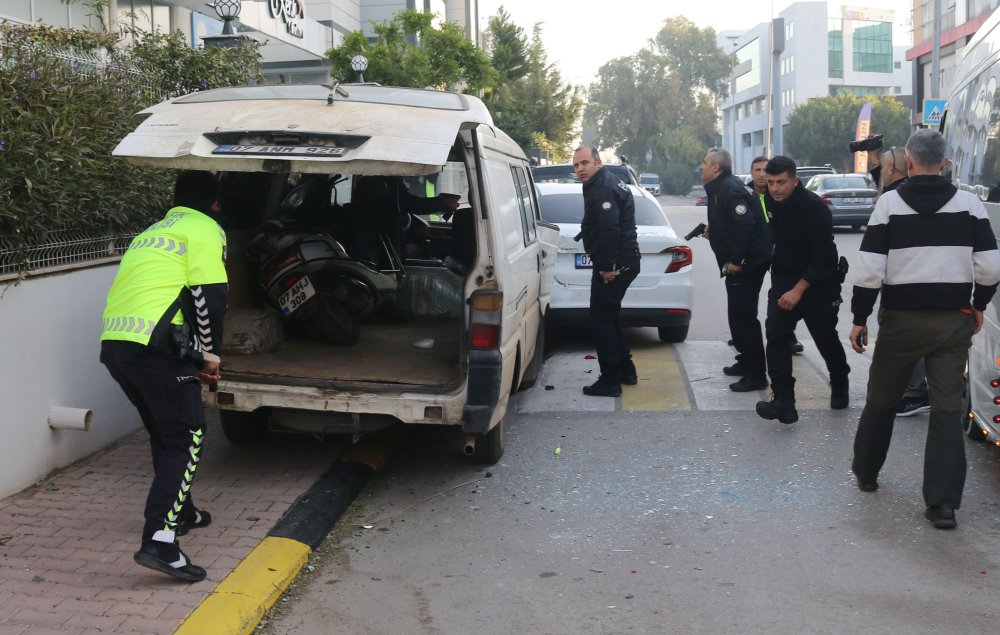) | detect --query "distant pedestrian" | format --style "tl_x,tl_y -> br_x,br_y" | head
700,148 -> 772,392
850,129 -> 1000,529
573,145 -> 641,397
756,156 -> 850,424
100,171 -> 229,581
